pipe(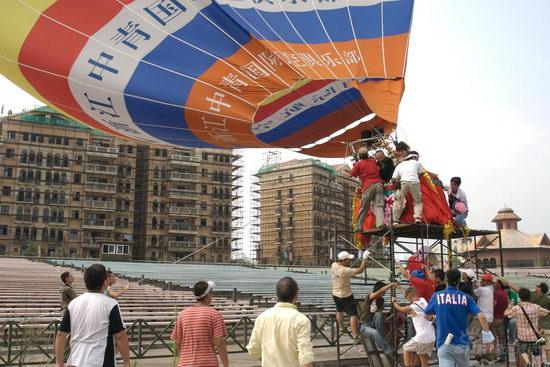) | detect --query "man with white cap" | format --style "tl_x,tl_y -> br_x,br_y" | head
171,280 -> 229,367
331,249 -> 370,339
458,268 -> 476,297
391,151 -> 424,224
